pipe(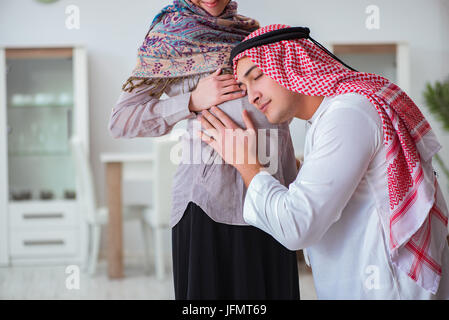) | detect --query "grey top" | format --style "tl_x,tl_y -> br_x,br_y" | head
109,74 -> 298,228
